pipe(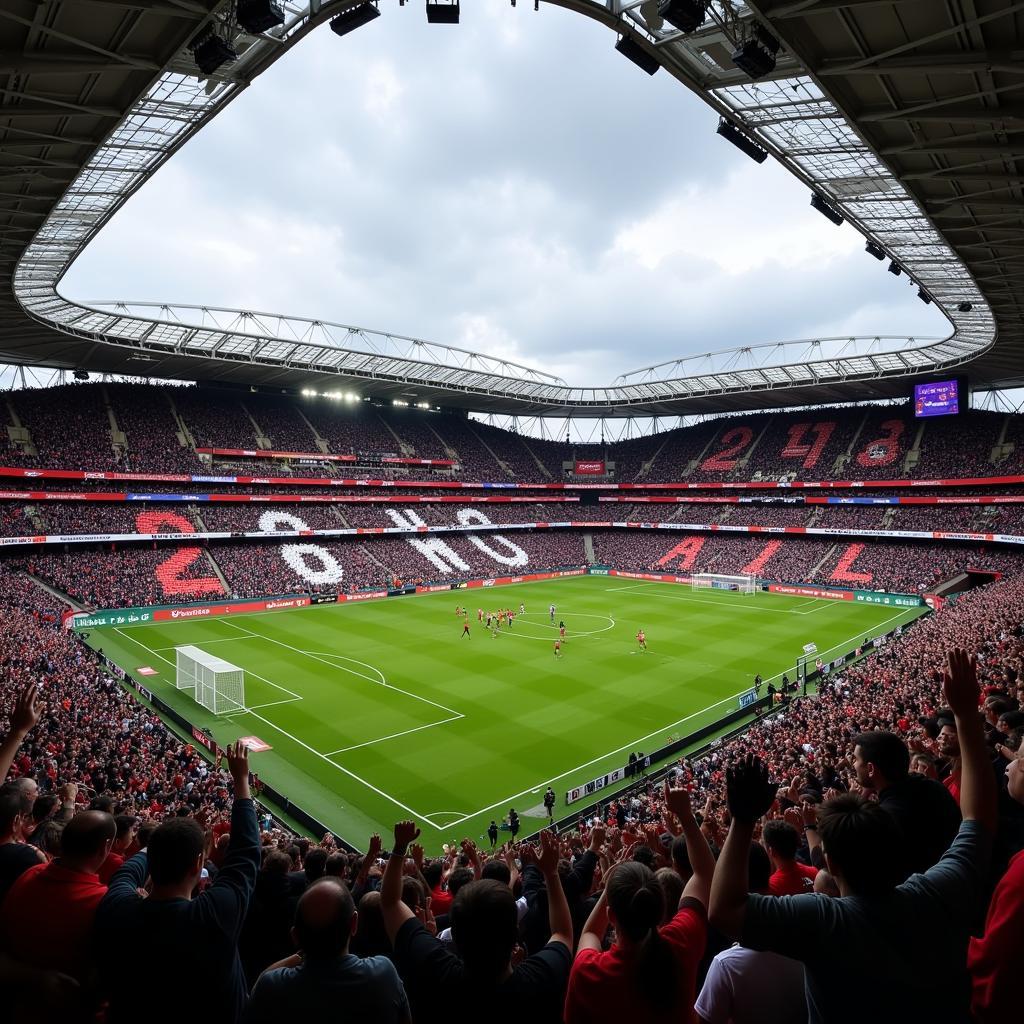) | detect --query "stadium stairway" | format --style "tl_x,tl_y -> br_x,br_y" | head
467,425 -> 514,478
24,570 -> 82,611
809,544 -> 839,580
583,533 -> 596,564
